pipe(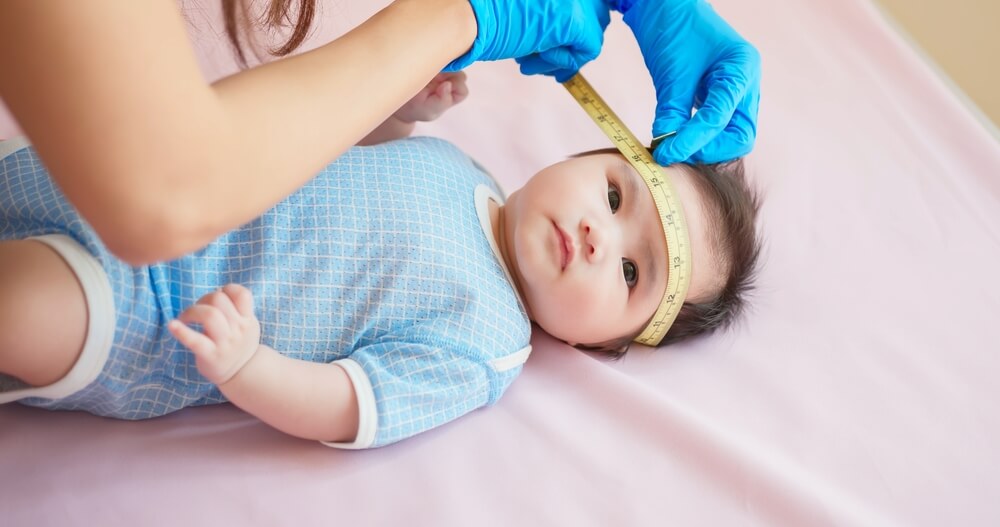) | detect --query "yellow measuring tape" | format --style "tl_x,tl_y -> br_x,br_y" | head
562,74 -> 692,346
